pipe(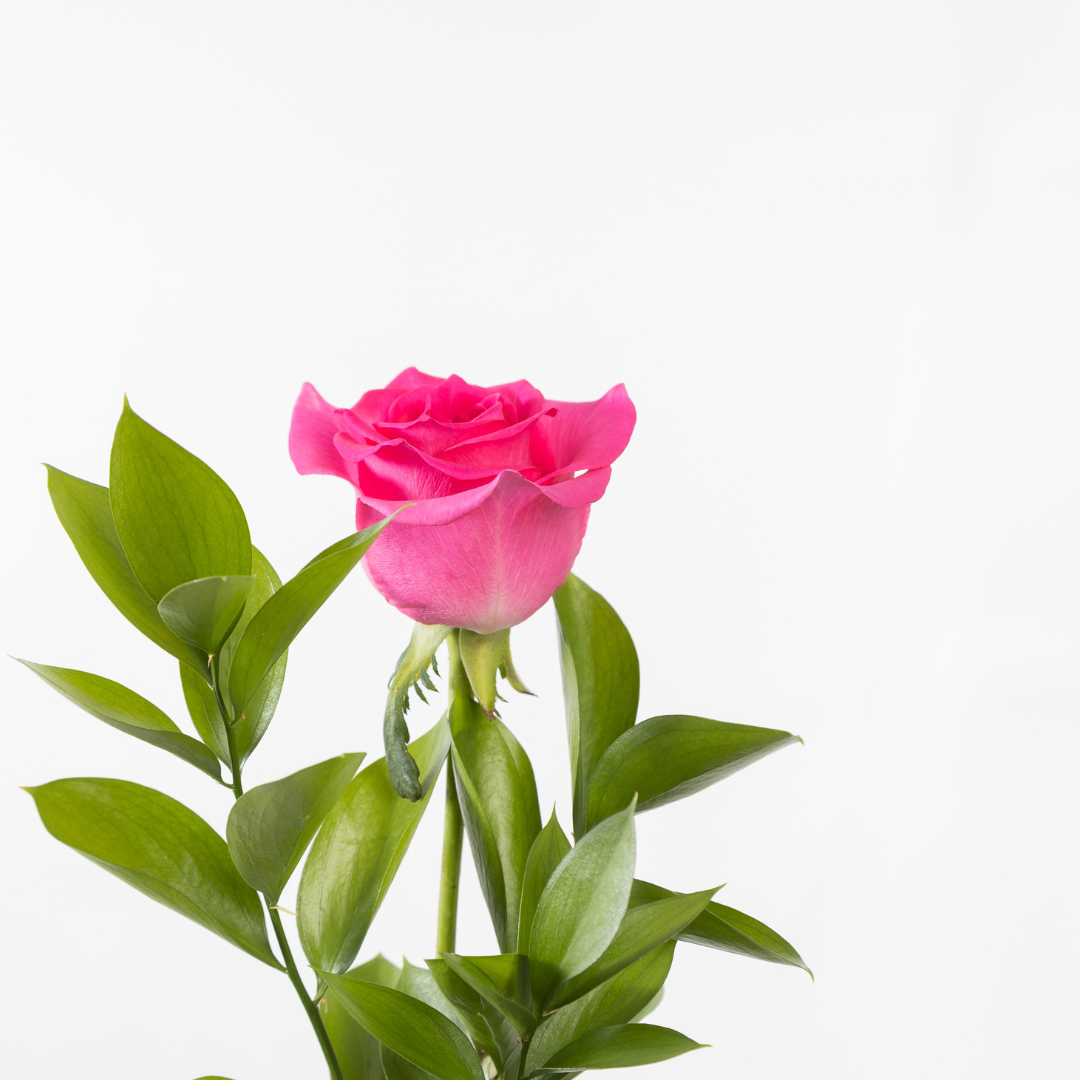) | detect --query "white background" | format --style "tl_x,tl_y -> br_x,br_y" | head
2,3 -> 1077,1077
